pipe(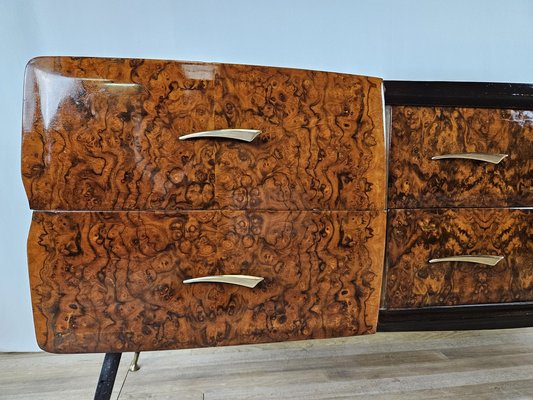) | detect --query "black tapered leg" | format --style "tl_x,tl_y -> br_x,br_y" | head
94,352 -> 122,400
